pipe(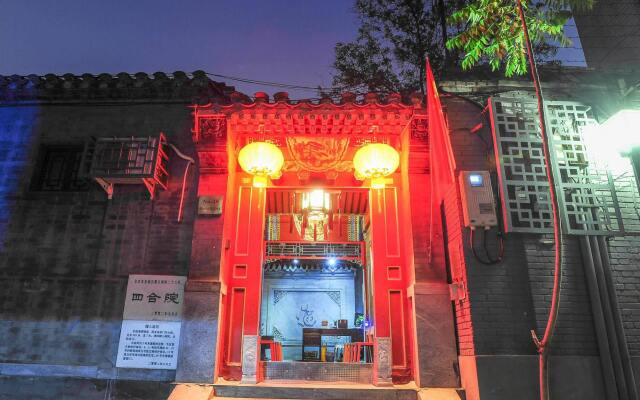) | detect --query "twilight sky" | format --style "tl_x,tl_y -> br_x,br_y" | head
0,0 -> 585,99
0,0 -> 358,98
